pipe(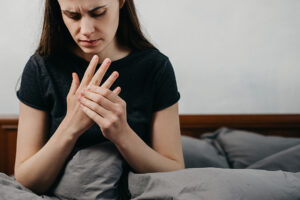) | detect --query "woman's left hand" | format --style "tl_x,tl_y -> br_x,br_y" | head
78,72 -> 130,144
